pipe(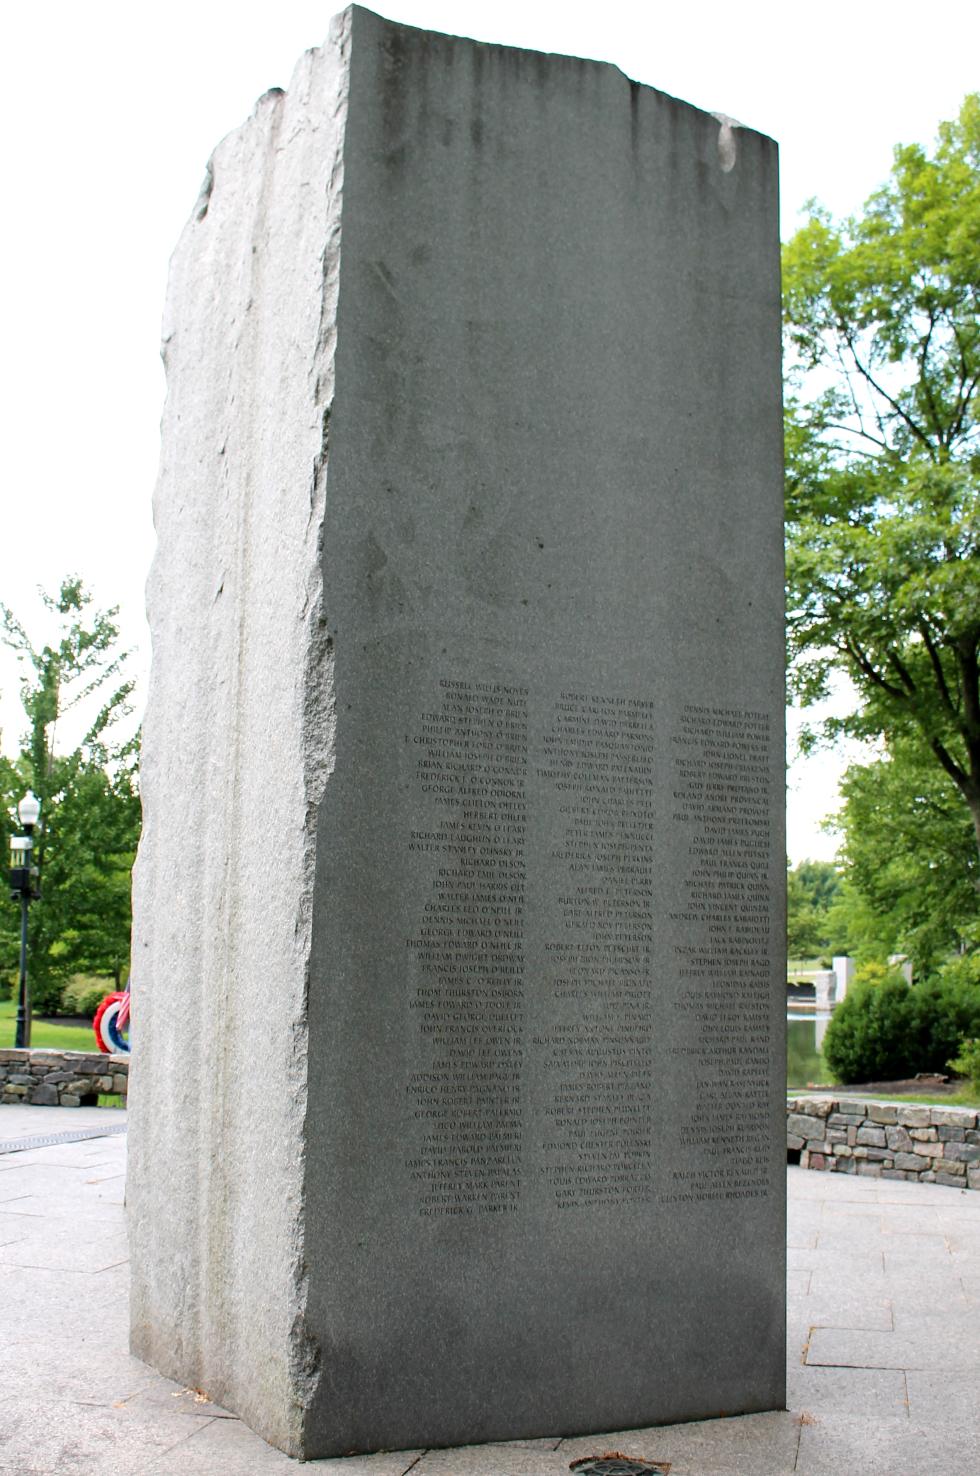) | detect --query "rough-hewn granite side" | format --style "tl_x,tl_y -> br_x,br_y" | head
127,11 -> 349,1456
788,1096 -> 980,1188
